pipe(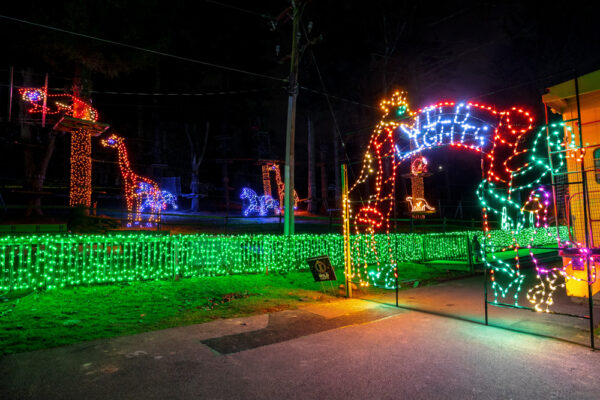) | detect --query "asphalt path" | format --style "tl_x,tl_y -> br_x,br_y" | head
2,292 -> 600,400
